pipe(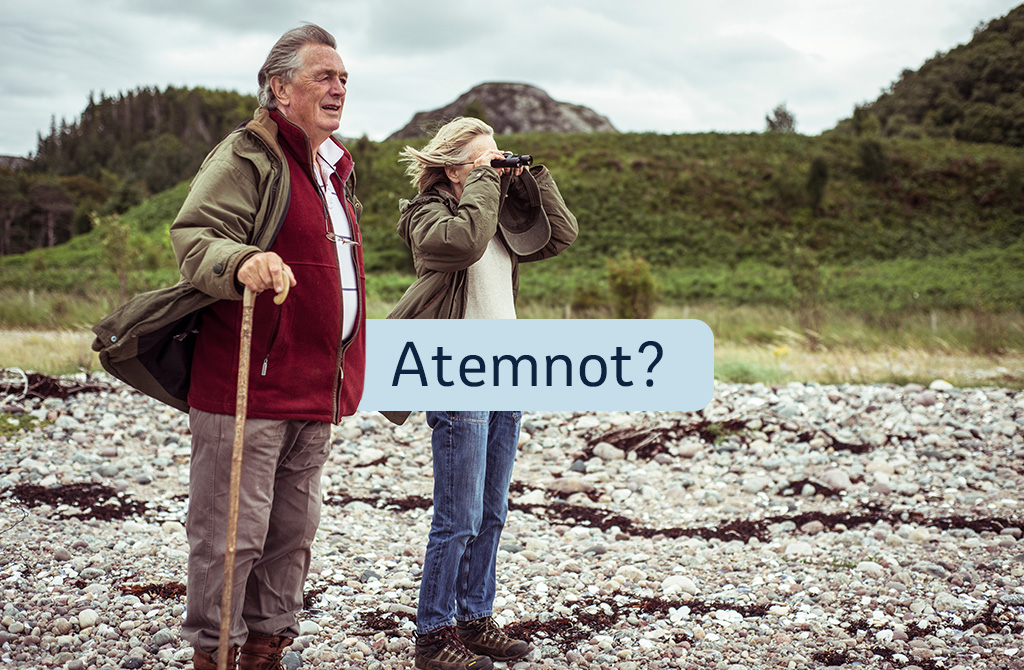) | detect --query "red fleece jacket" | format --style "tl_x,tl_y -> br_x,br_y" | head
187,110 -> 366,423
